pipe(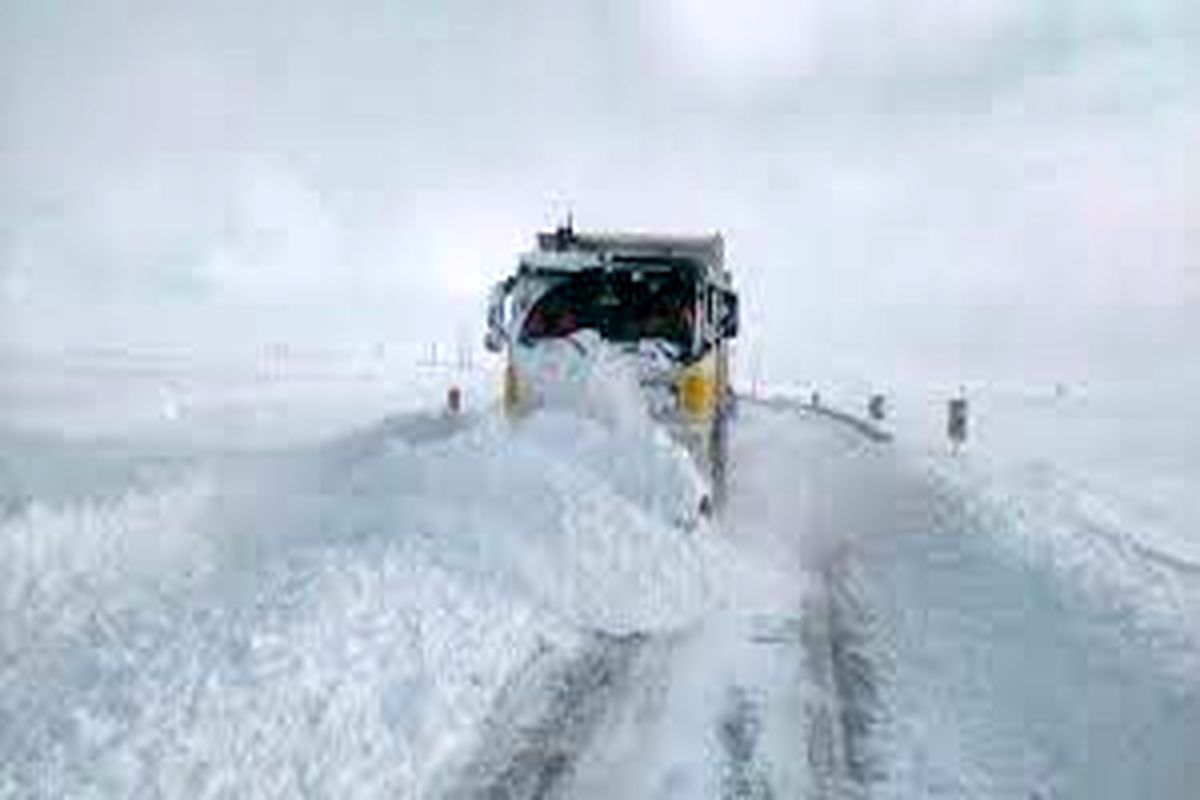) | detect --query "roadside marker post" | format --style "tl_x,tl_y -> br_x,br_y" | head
948,396 -> 968,452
